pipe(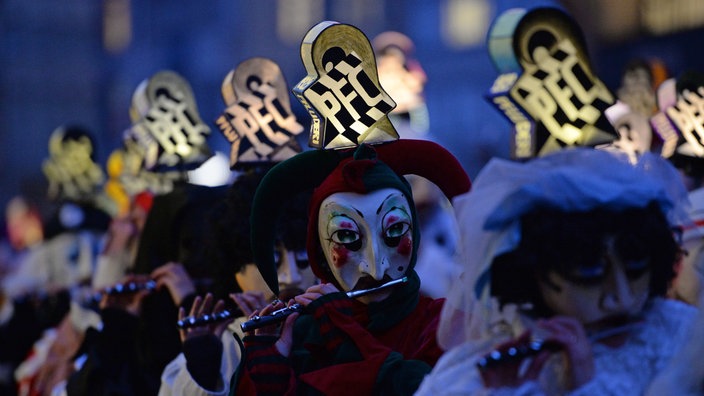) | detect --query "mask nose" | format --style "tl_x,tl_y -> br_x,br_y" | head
362,239 -> 389,281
